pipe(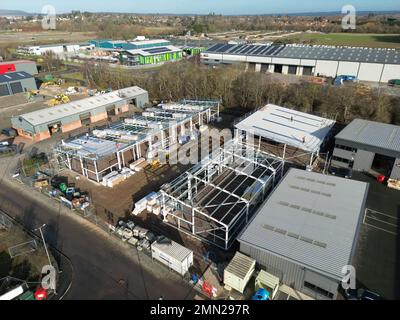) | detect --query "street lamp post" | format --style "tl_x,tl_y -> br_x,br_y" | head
36,224 -> 52,268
